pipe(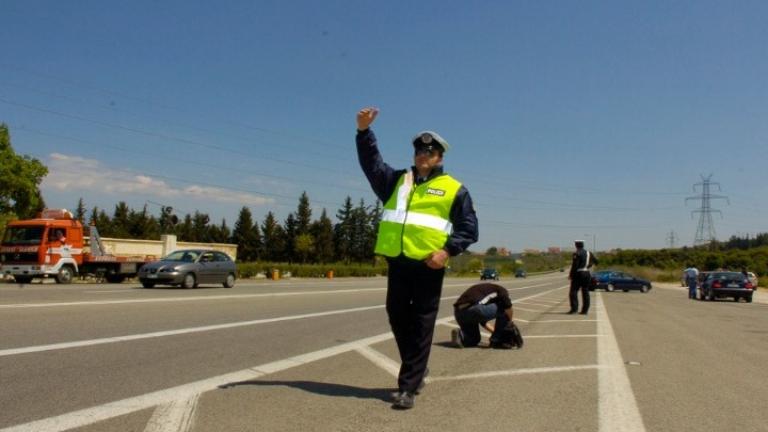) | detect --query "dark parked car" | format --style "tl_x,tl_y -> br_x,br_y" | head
480,268 -> 499,281
138,249 -> 236,289
590,270 -> 652,293
515,269 -> 527,278
698,271 -> 755,302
